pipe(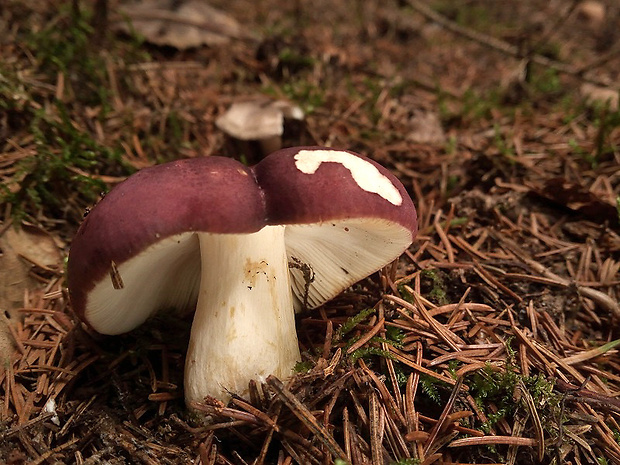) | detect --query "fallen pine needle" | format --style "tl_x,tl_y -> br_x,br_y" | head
449,436 -> 537,447
266,375 -> 347,461
561,339 -> 620,366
